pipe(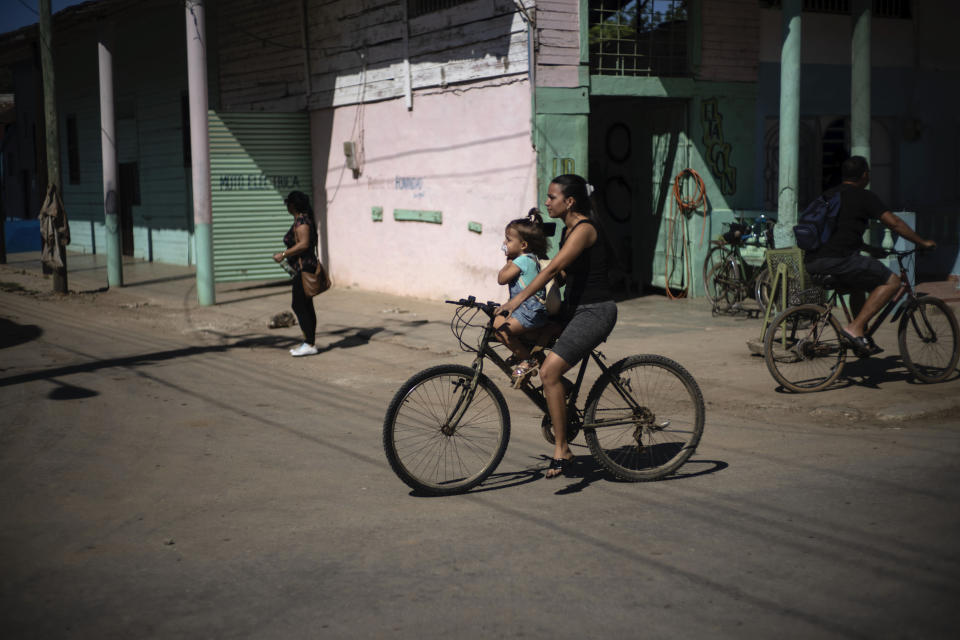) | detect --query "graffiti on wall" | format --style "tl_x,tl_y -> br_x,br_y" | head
701,98 -> 736,196
395,176 -> 425,199
218,174 -> 302,191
